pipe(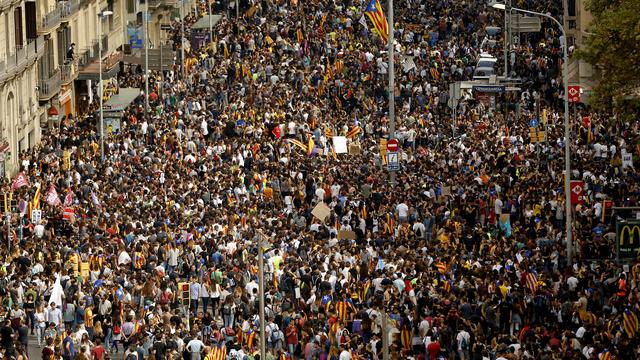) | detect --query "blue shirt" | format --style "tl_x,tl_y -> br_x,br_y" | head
63,335 -> 75,356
